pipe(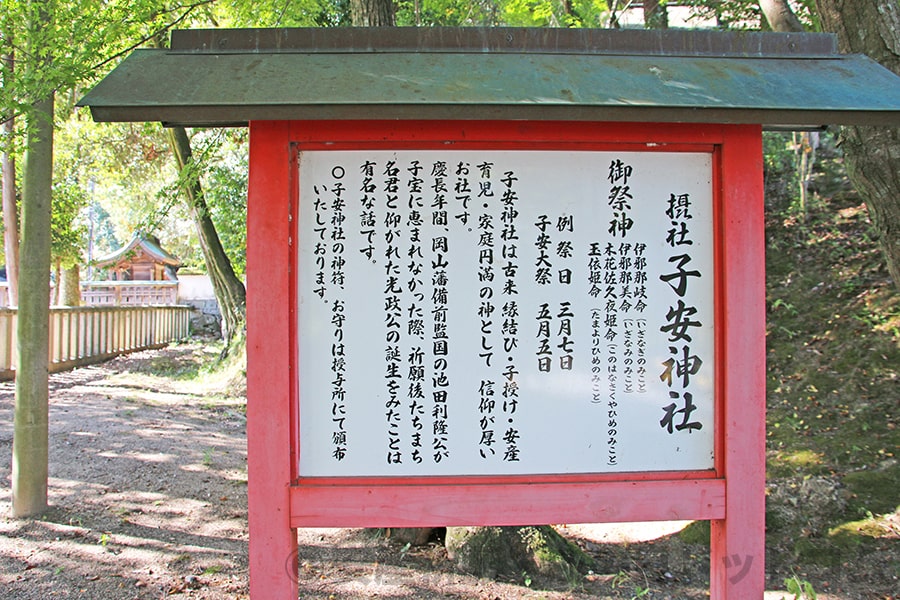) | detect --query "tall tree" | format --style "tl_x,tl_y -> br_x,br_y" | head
1,52 -> 18,306
814,0 -> 900,292
12,0 -> 53,517
145,19 -> 250,353
3,0 -> 220,517
166,126 -> 246,347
